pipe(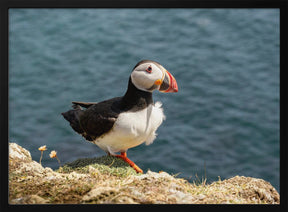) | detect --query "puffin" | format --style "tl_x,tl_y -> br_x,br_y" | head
61,60 -> 178,173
